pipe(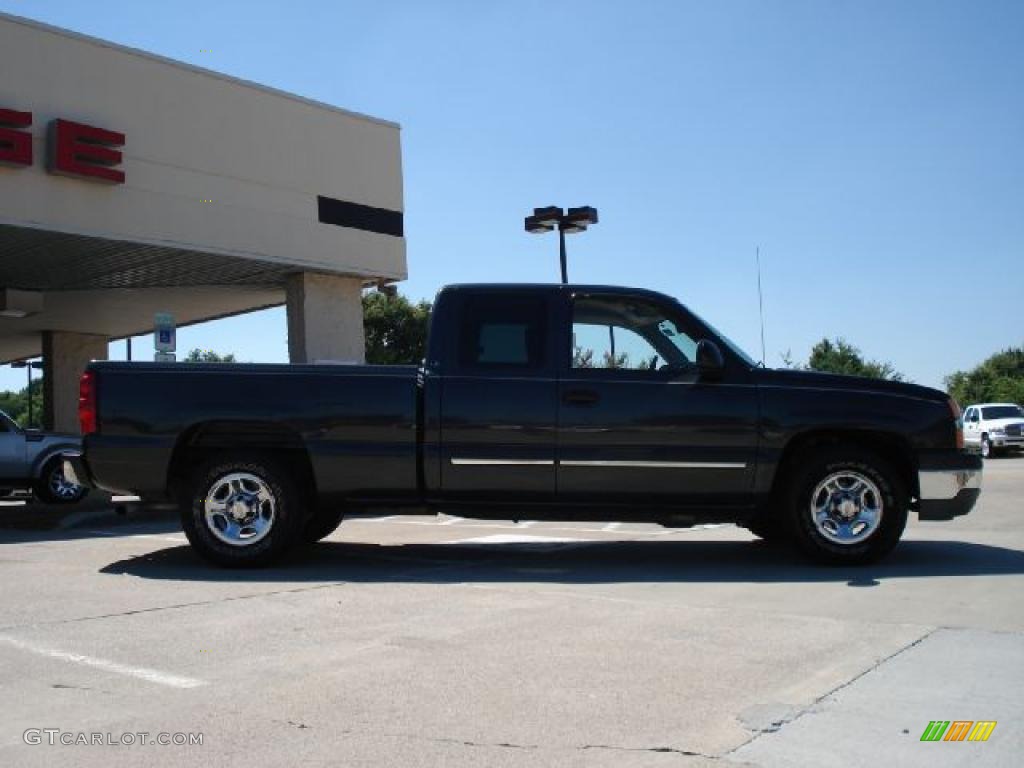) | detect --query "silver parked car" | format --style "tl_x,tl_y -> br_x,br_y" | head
0,410 -> 87,503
